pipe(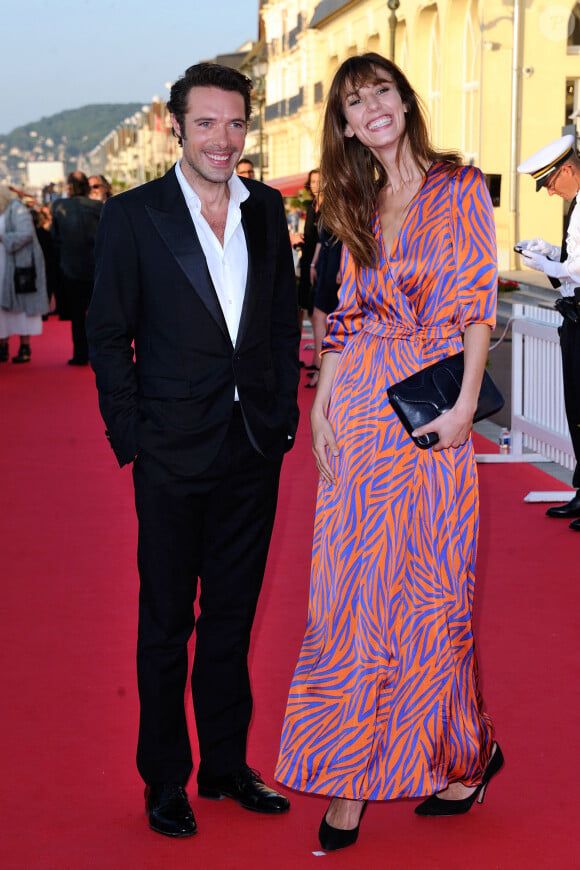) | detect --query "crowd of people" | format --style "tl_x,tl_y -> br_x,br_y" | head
0,171 -> 112,365
3,50 -> 580,858
2,145 -> 342,375
2,156 -> 329,371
